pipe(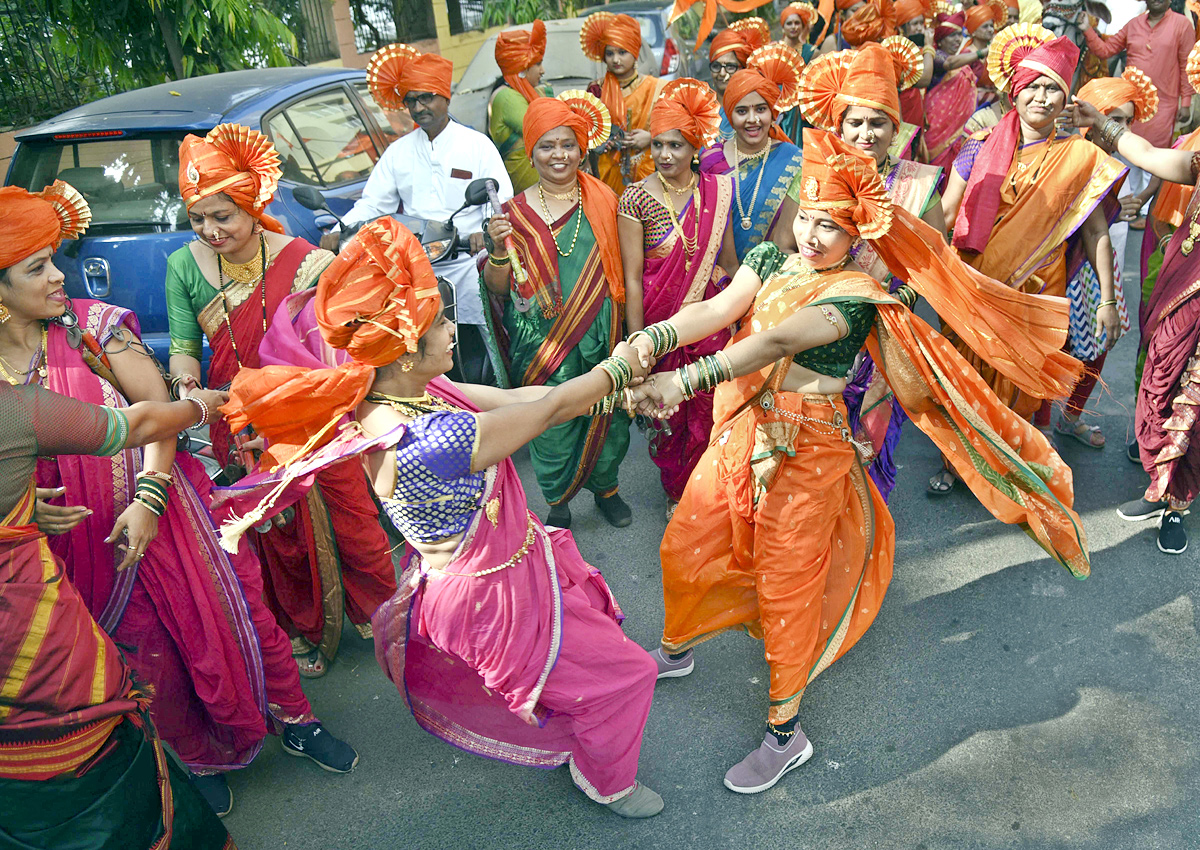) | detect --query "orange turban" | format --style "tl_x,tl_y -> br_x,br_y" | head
0,181 -> 91,270
495,20 -> 547,104
582,12 -> 644,131
842,0 -> 897,46
798,39 -> 919,129
1076,66 -> 1159,123
723,43 -> 804,122
795,128 -> 894,238
179,124 -> 285,234
650,79 -> 722,148
222,217 -> 440,467
366,43 -> 452,111
1004,0 -> 1019,9
965,0 -> 1003,33
710,18 -> 770,63
780,1 -> 818,28
893,0 -> 928,25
